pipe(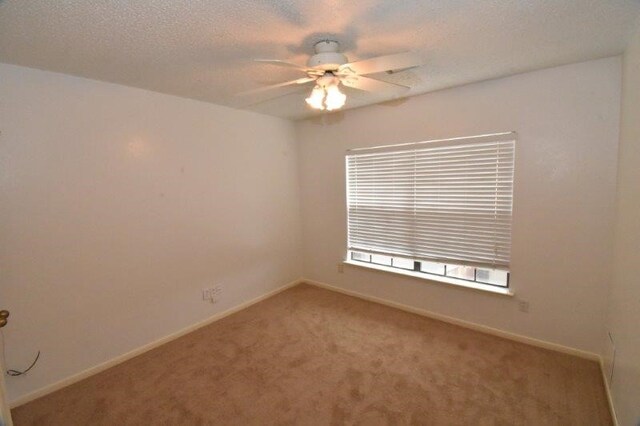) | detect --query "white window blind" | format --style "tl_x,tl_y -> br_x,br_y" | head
346,133 -> 515,269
